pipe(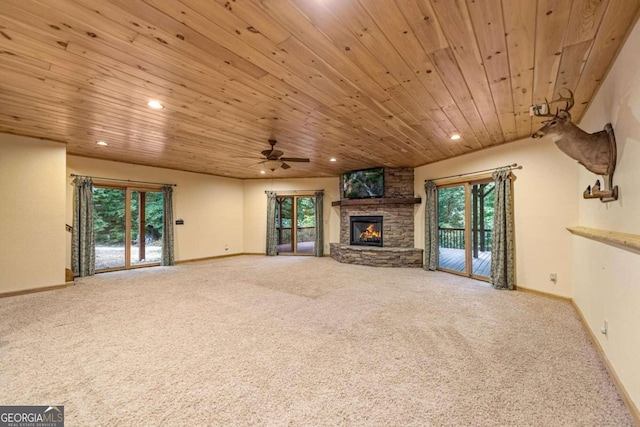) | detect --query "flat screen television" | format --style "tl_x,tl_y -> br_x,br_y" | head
342,167 -> 385,199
